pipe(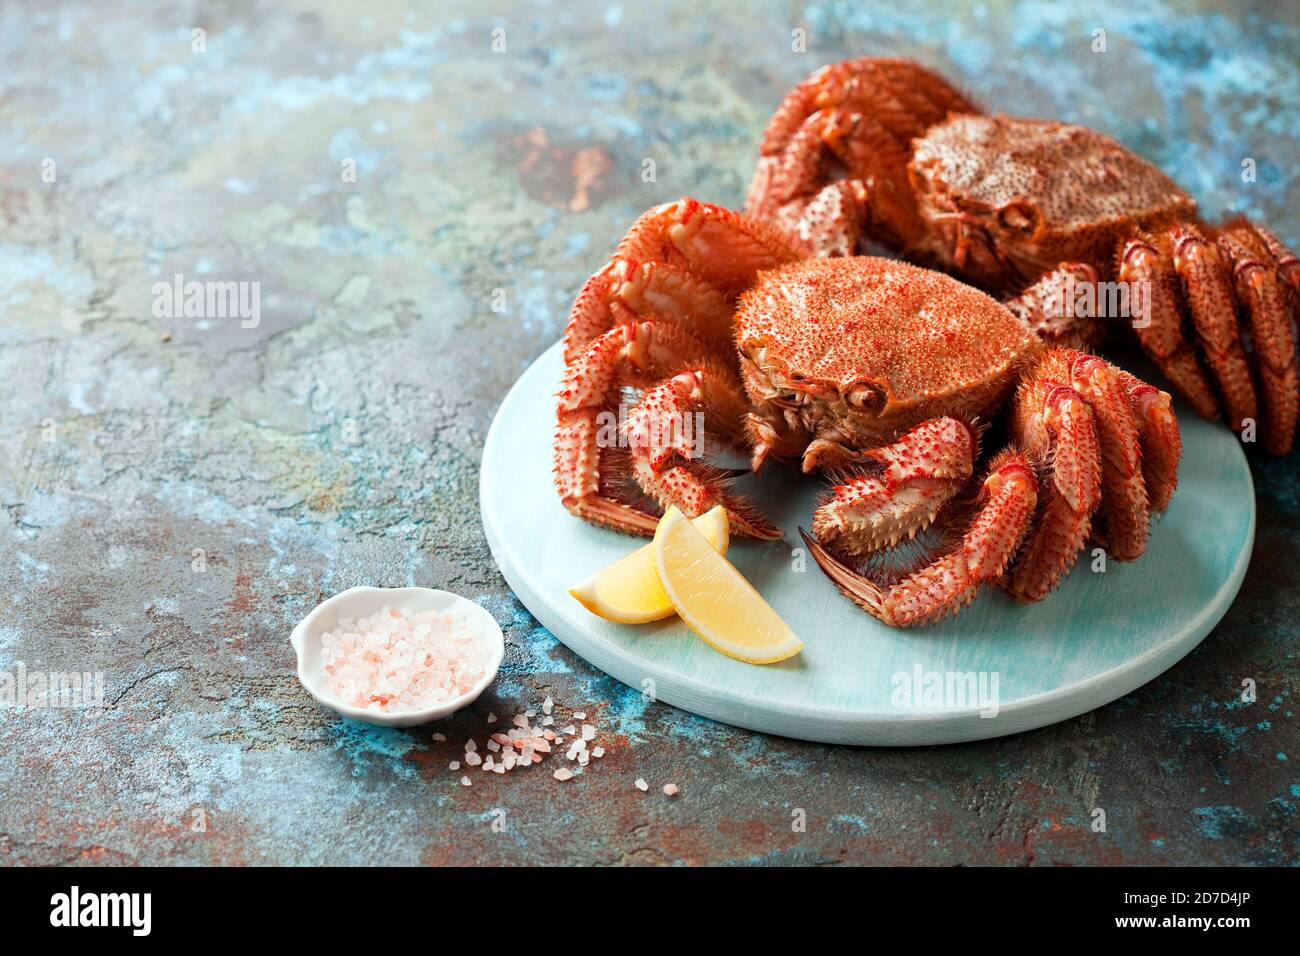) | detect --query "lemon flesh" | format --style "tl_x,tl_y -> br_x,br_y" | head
569,506 -> 729,624
654,506 -> 803,664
